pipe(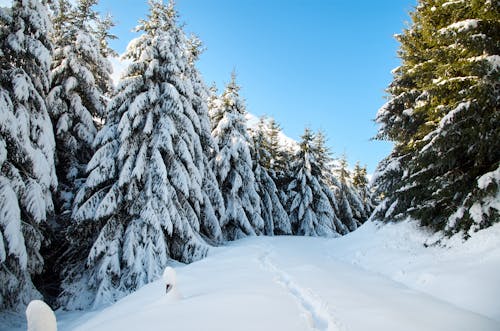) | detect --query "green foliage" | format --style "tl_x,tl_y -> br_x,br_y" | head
352,162 -> 368,189
374,0 -> 500,234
